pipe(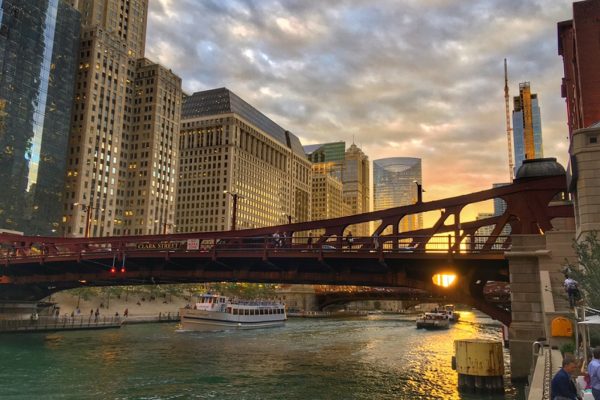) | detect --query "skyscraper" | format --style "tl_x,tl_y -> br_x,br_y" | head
62,0 -> 181,237
0,0 -> 80,235
342,144 -> 370,236
558,0 -> 600,137
304,142 -> 346,222
512,82 -> 543,173
176,88 -> 311,232
373,157 -> 423,232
